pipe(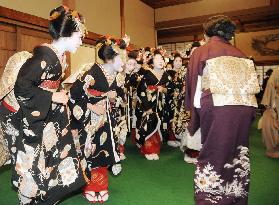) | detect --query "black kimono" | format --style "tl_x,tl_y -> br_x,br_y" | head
13,45 -> 85,205
172,66 -> 190,136
135,66 -> 172,154
69,63 -> 120,179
